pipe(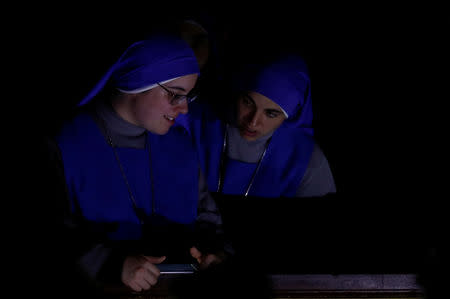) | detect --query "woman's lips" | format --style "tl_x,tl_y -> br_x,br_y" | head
164,115 -> 175,125
242,126 -> 257,137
